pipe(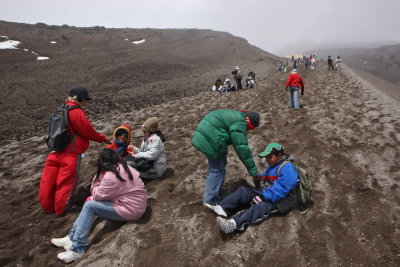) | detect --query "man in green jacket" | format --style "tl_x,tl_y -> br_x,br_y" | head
191,109 -> 260,212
